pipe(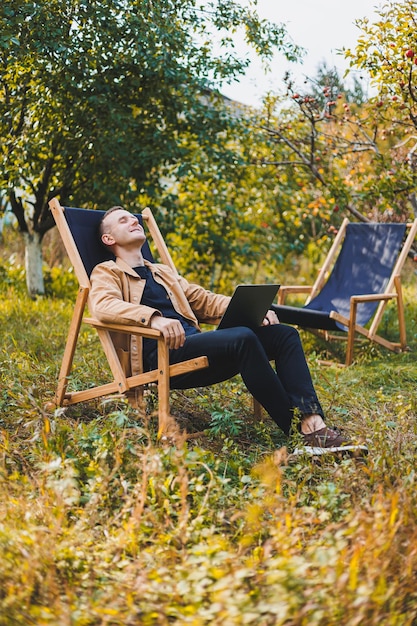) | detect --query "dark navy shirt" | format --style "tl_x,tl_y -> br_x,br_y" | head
134,265 -> 199,368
